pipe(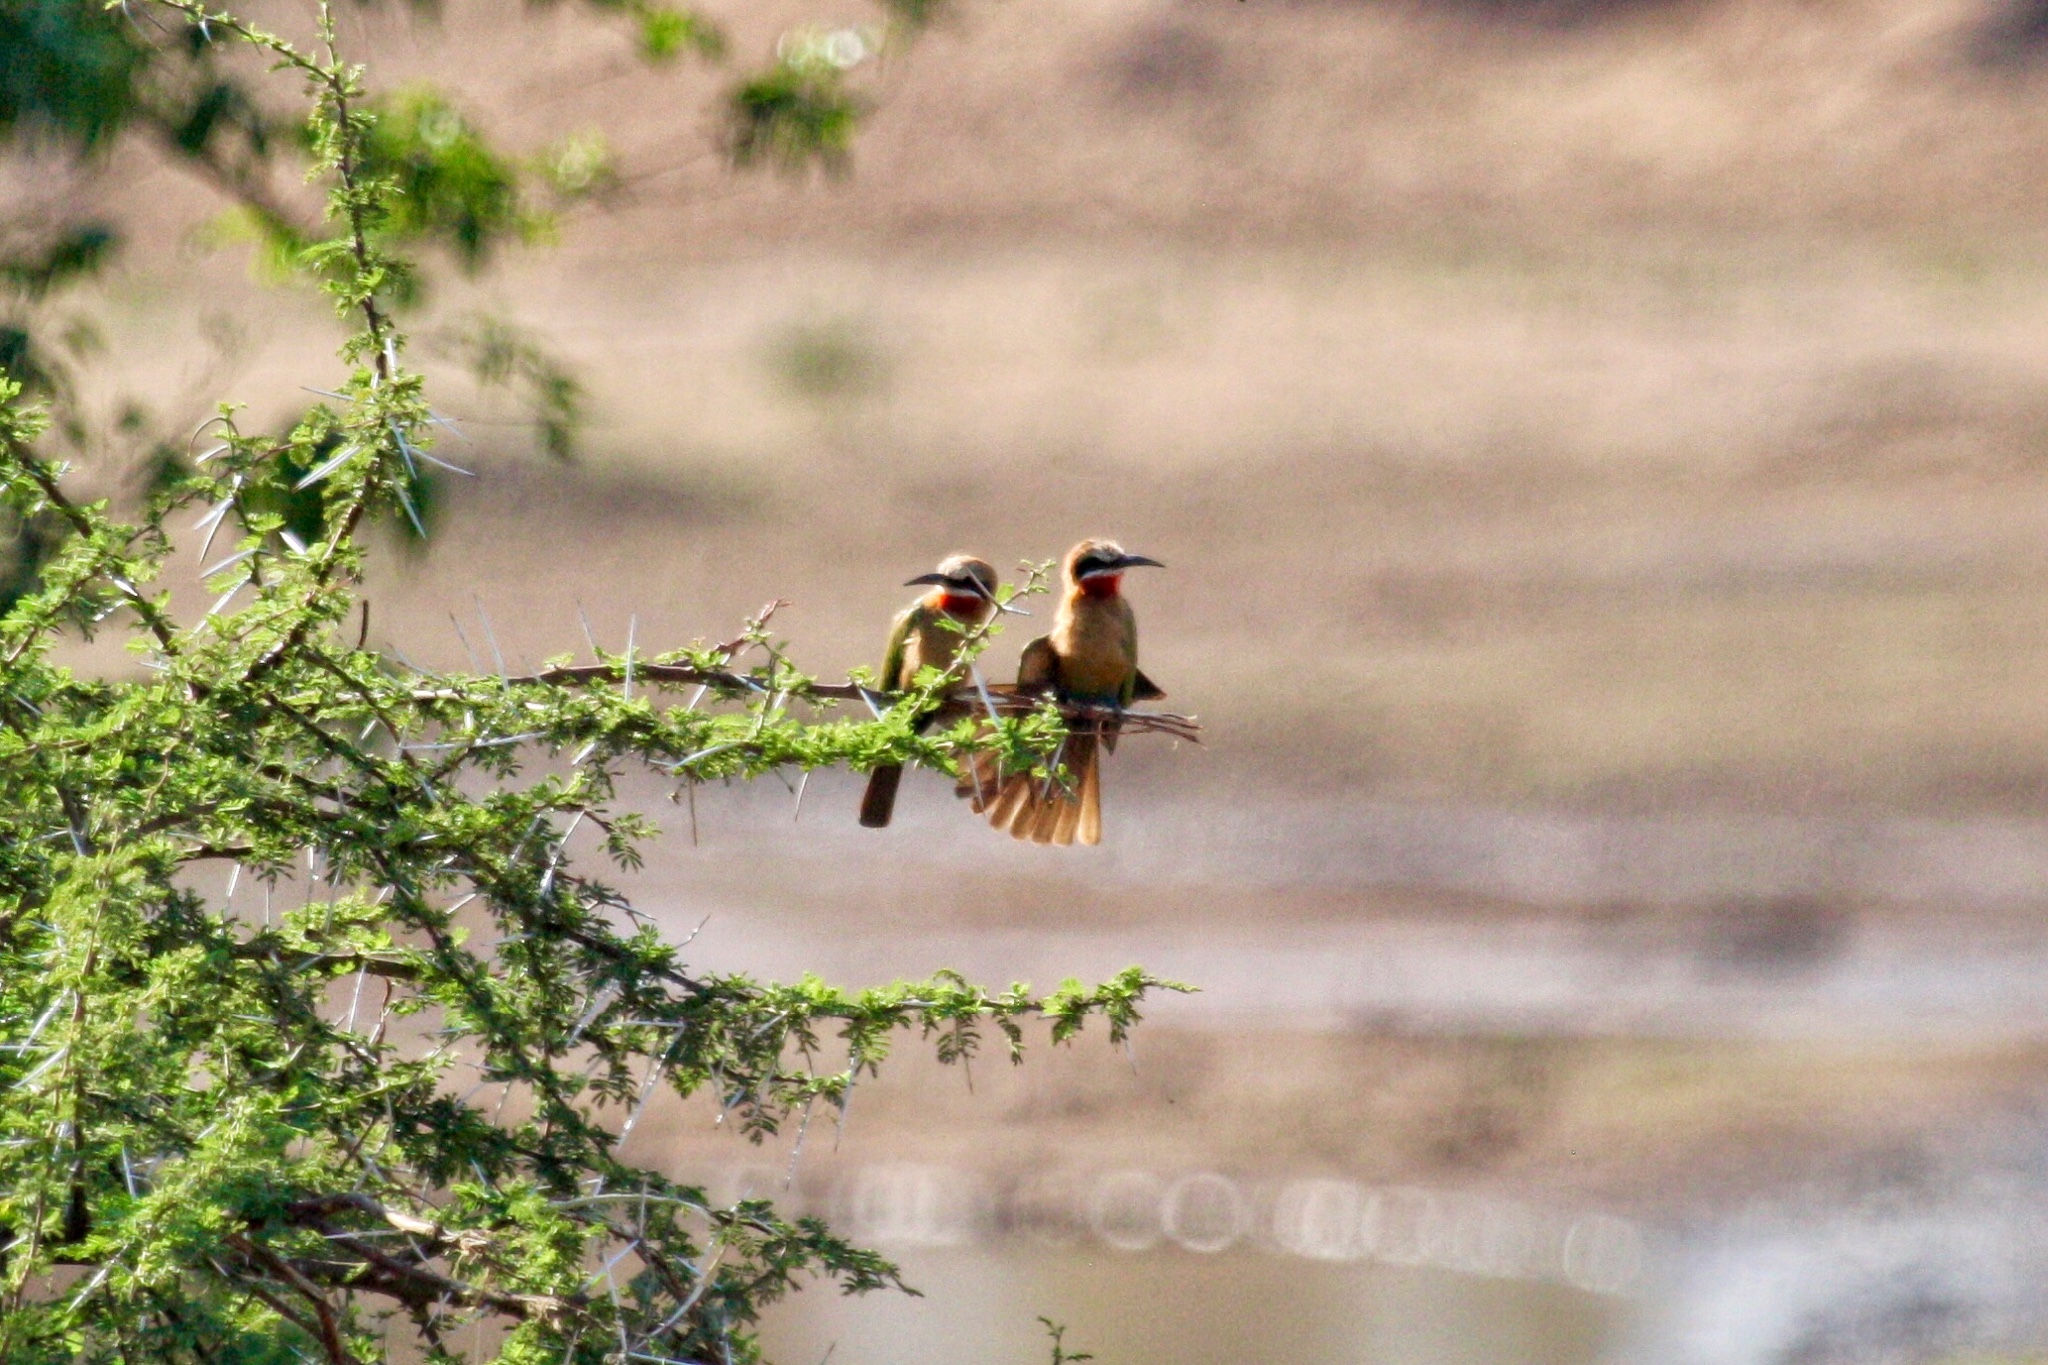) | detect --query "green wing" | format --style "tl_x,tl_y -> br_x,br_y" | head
1117,613 -> 1142,706
880,605 -> 918,691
